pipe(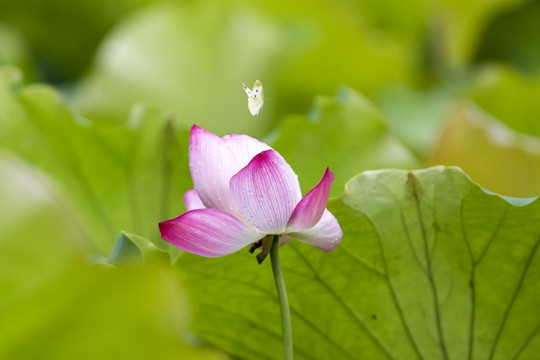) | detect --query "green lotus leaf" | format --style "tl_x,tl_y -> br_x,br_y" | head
176,166 -> 540,359
0,66 -> 191,252
102,231 -> 170,266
